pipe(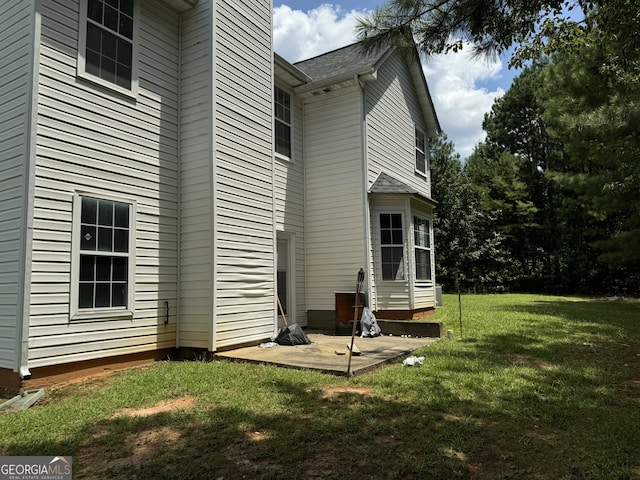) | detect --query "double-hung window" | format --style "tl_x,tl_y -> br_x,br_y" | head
275,86 -> 292,158
415,127 -> 427,176
79,0 -> 136,93
380,213 -> 405,280
414,216 -> 432,280
72,195 -> 134,318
